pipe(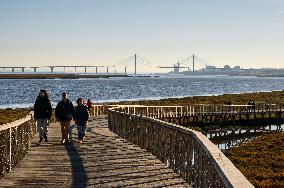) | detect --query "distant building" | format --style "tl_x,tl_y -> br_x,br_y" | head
224,65 -> 230,69
188,64 -> 284,76
233,66 -> 240,70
